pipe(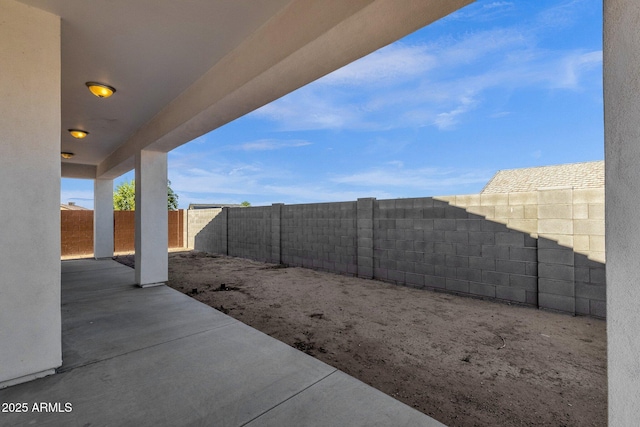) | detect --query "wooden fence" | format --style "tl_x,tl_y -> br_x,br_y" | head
61,210 -> 185,257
